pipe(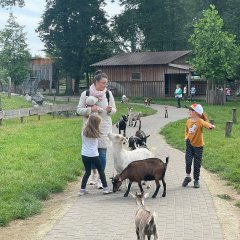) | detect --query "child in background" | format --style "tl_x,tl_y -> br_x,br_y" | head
79,115 -> 112,196
183,104 -> 215,188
